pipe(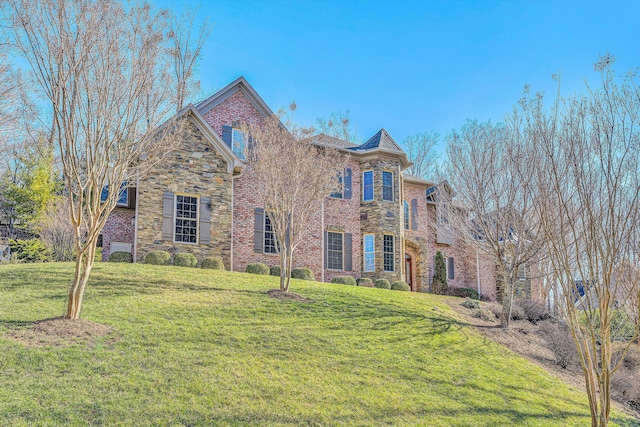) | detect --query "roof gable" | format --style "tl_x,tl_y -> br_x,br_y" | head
195,76 -> 274,118
352,129 -> 404,153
